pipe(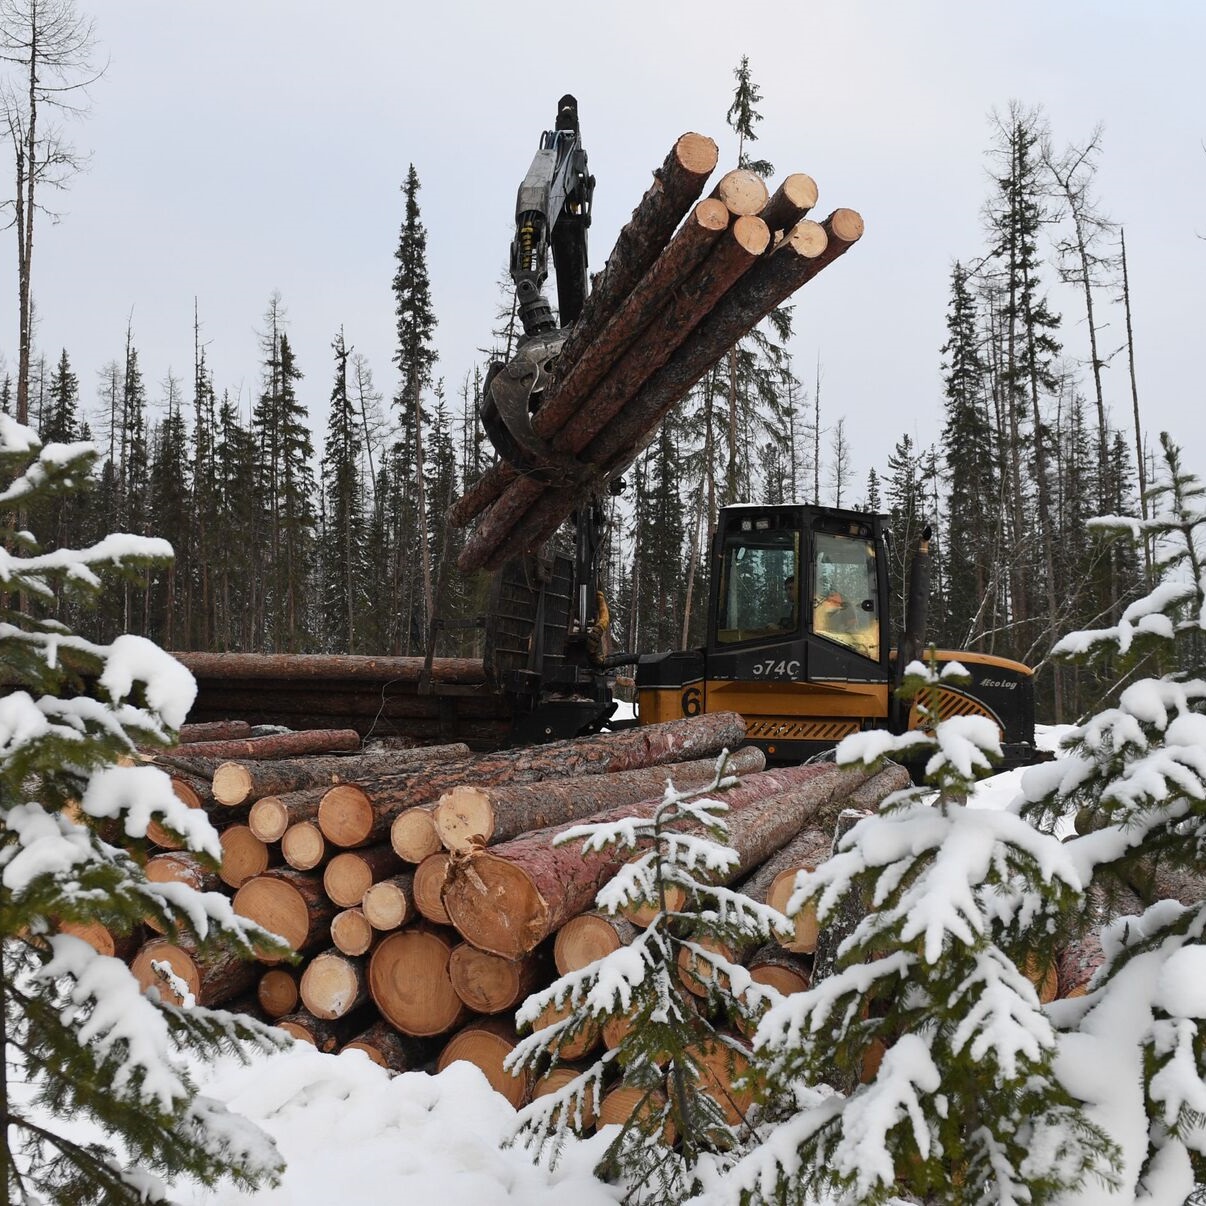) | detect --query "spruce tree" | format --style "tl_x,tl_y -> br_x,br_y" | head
731,658 -> 1120,1204
508,756 -> 784,1203
0,415 -> 289,1202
